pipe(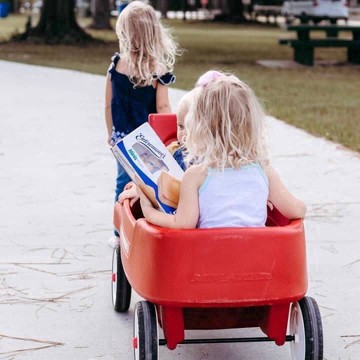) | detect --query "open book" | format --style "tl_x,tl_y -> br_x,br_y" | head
111,123 -> 184,214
